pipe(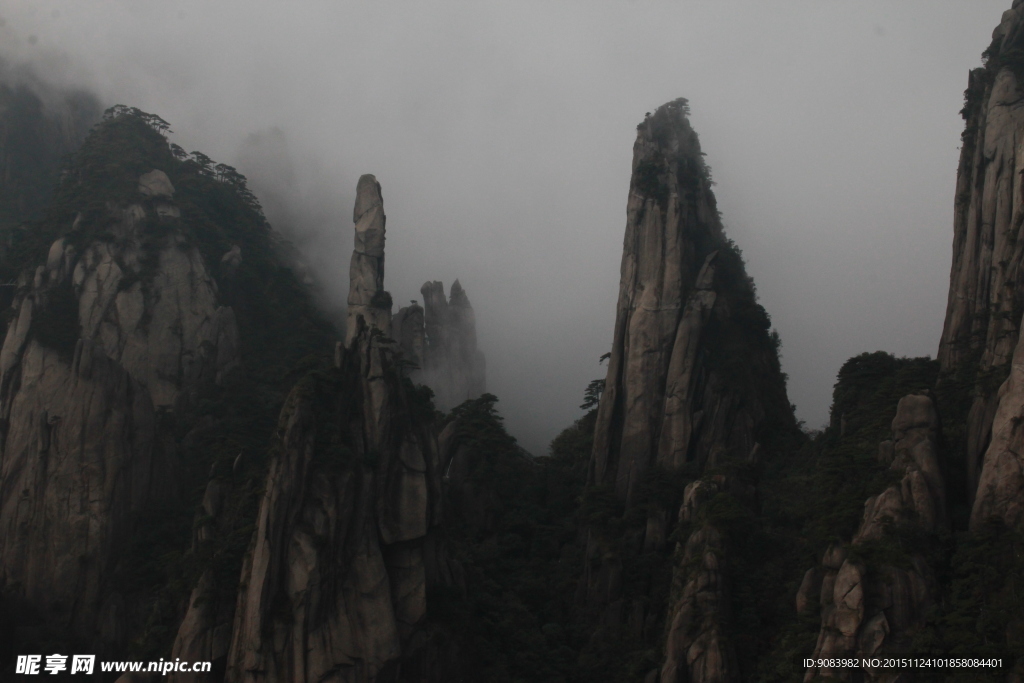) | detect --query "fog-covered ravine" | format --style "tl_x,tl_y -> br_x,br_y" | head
2,3 -> 1024,683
